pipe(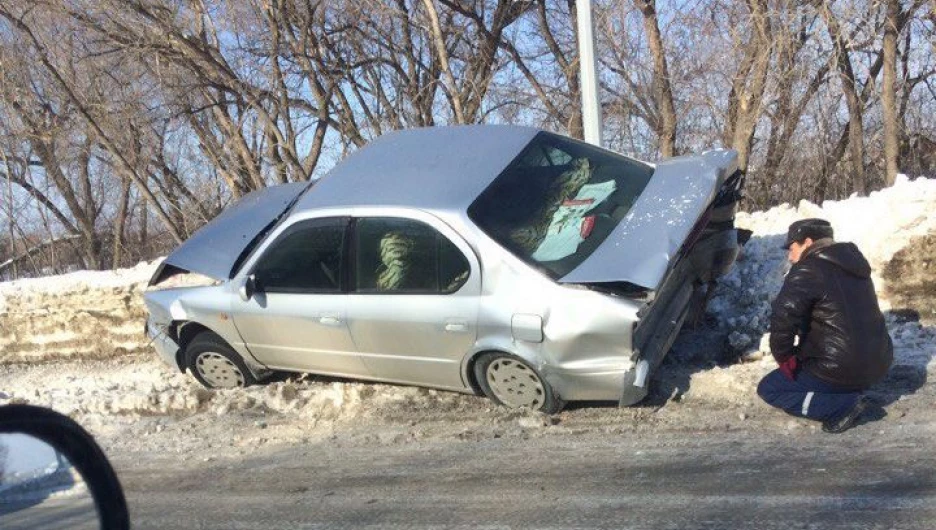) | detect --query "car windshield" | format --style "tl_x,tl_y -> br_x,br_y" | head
467,132 -> 654,279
